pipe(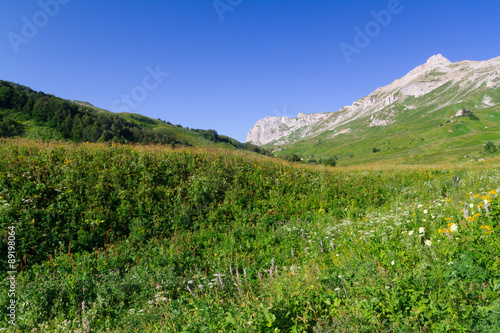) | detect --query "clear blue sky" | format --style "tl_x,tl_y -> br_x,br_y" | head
1,0 -> 499,142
